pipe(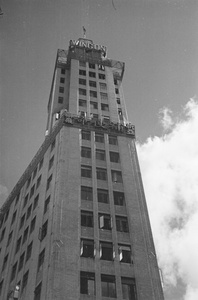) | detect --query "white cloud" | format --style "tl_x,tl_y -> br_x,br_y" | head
137,99 -> 198,300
